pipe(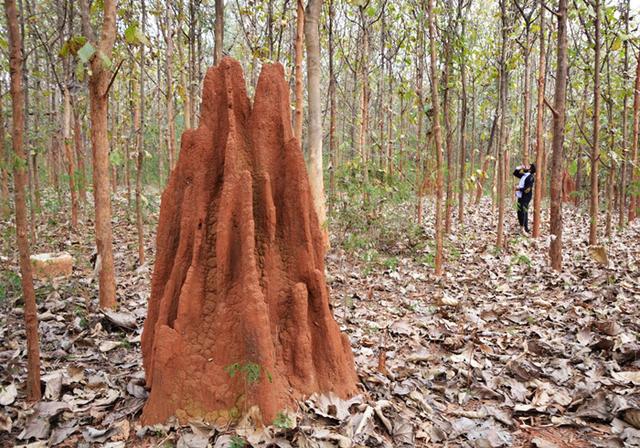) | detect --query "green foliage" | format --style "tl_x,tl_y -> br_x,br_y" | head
273,411 -> 294,429
229,436 -> 246,448
0,271 -> 21,303
225,362 -> 272,385
77,42 -> 96,63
